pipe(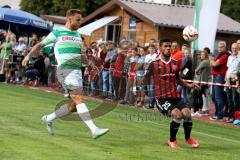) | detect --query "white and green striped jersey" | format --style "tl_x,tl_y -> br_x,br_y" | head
42,27 -> 83,70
